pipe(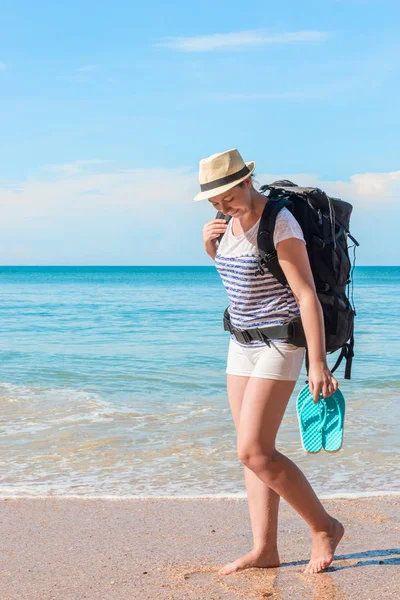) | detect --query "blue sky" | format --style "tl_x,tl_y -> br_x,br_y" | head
0,0 -> 399,265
